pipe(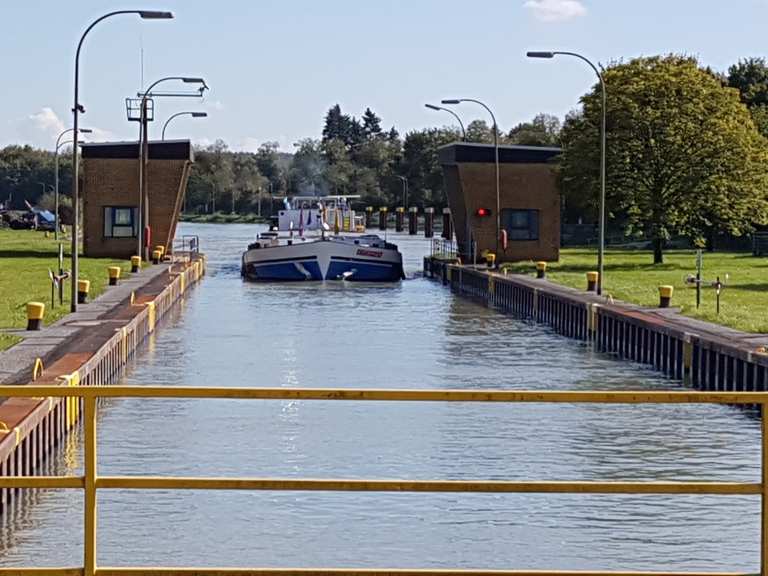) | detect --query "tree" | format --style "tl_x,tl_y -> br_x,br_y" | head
255,141 -> 283,194
508,113 -> 561,146
289,138 -> 325,195
465,120 -> 494,143
728,57 -> 768,137
400,127 -> 460,208
561,55 -> 768,263
362,108 -> 382,137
